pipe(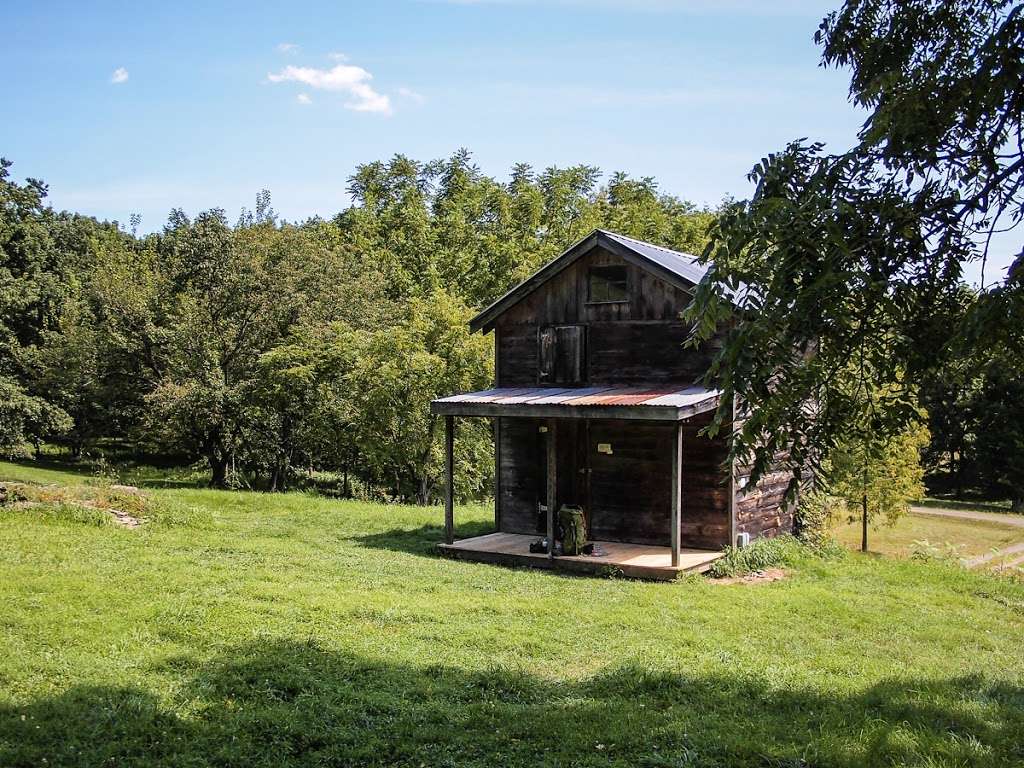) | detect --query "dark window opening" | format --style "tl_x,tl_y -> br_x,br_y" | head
539,325 -> 586,384
588,265 -> 628,303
